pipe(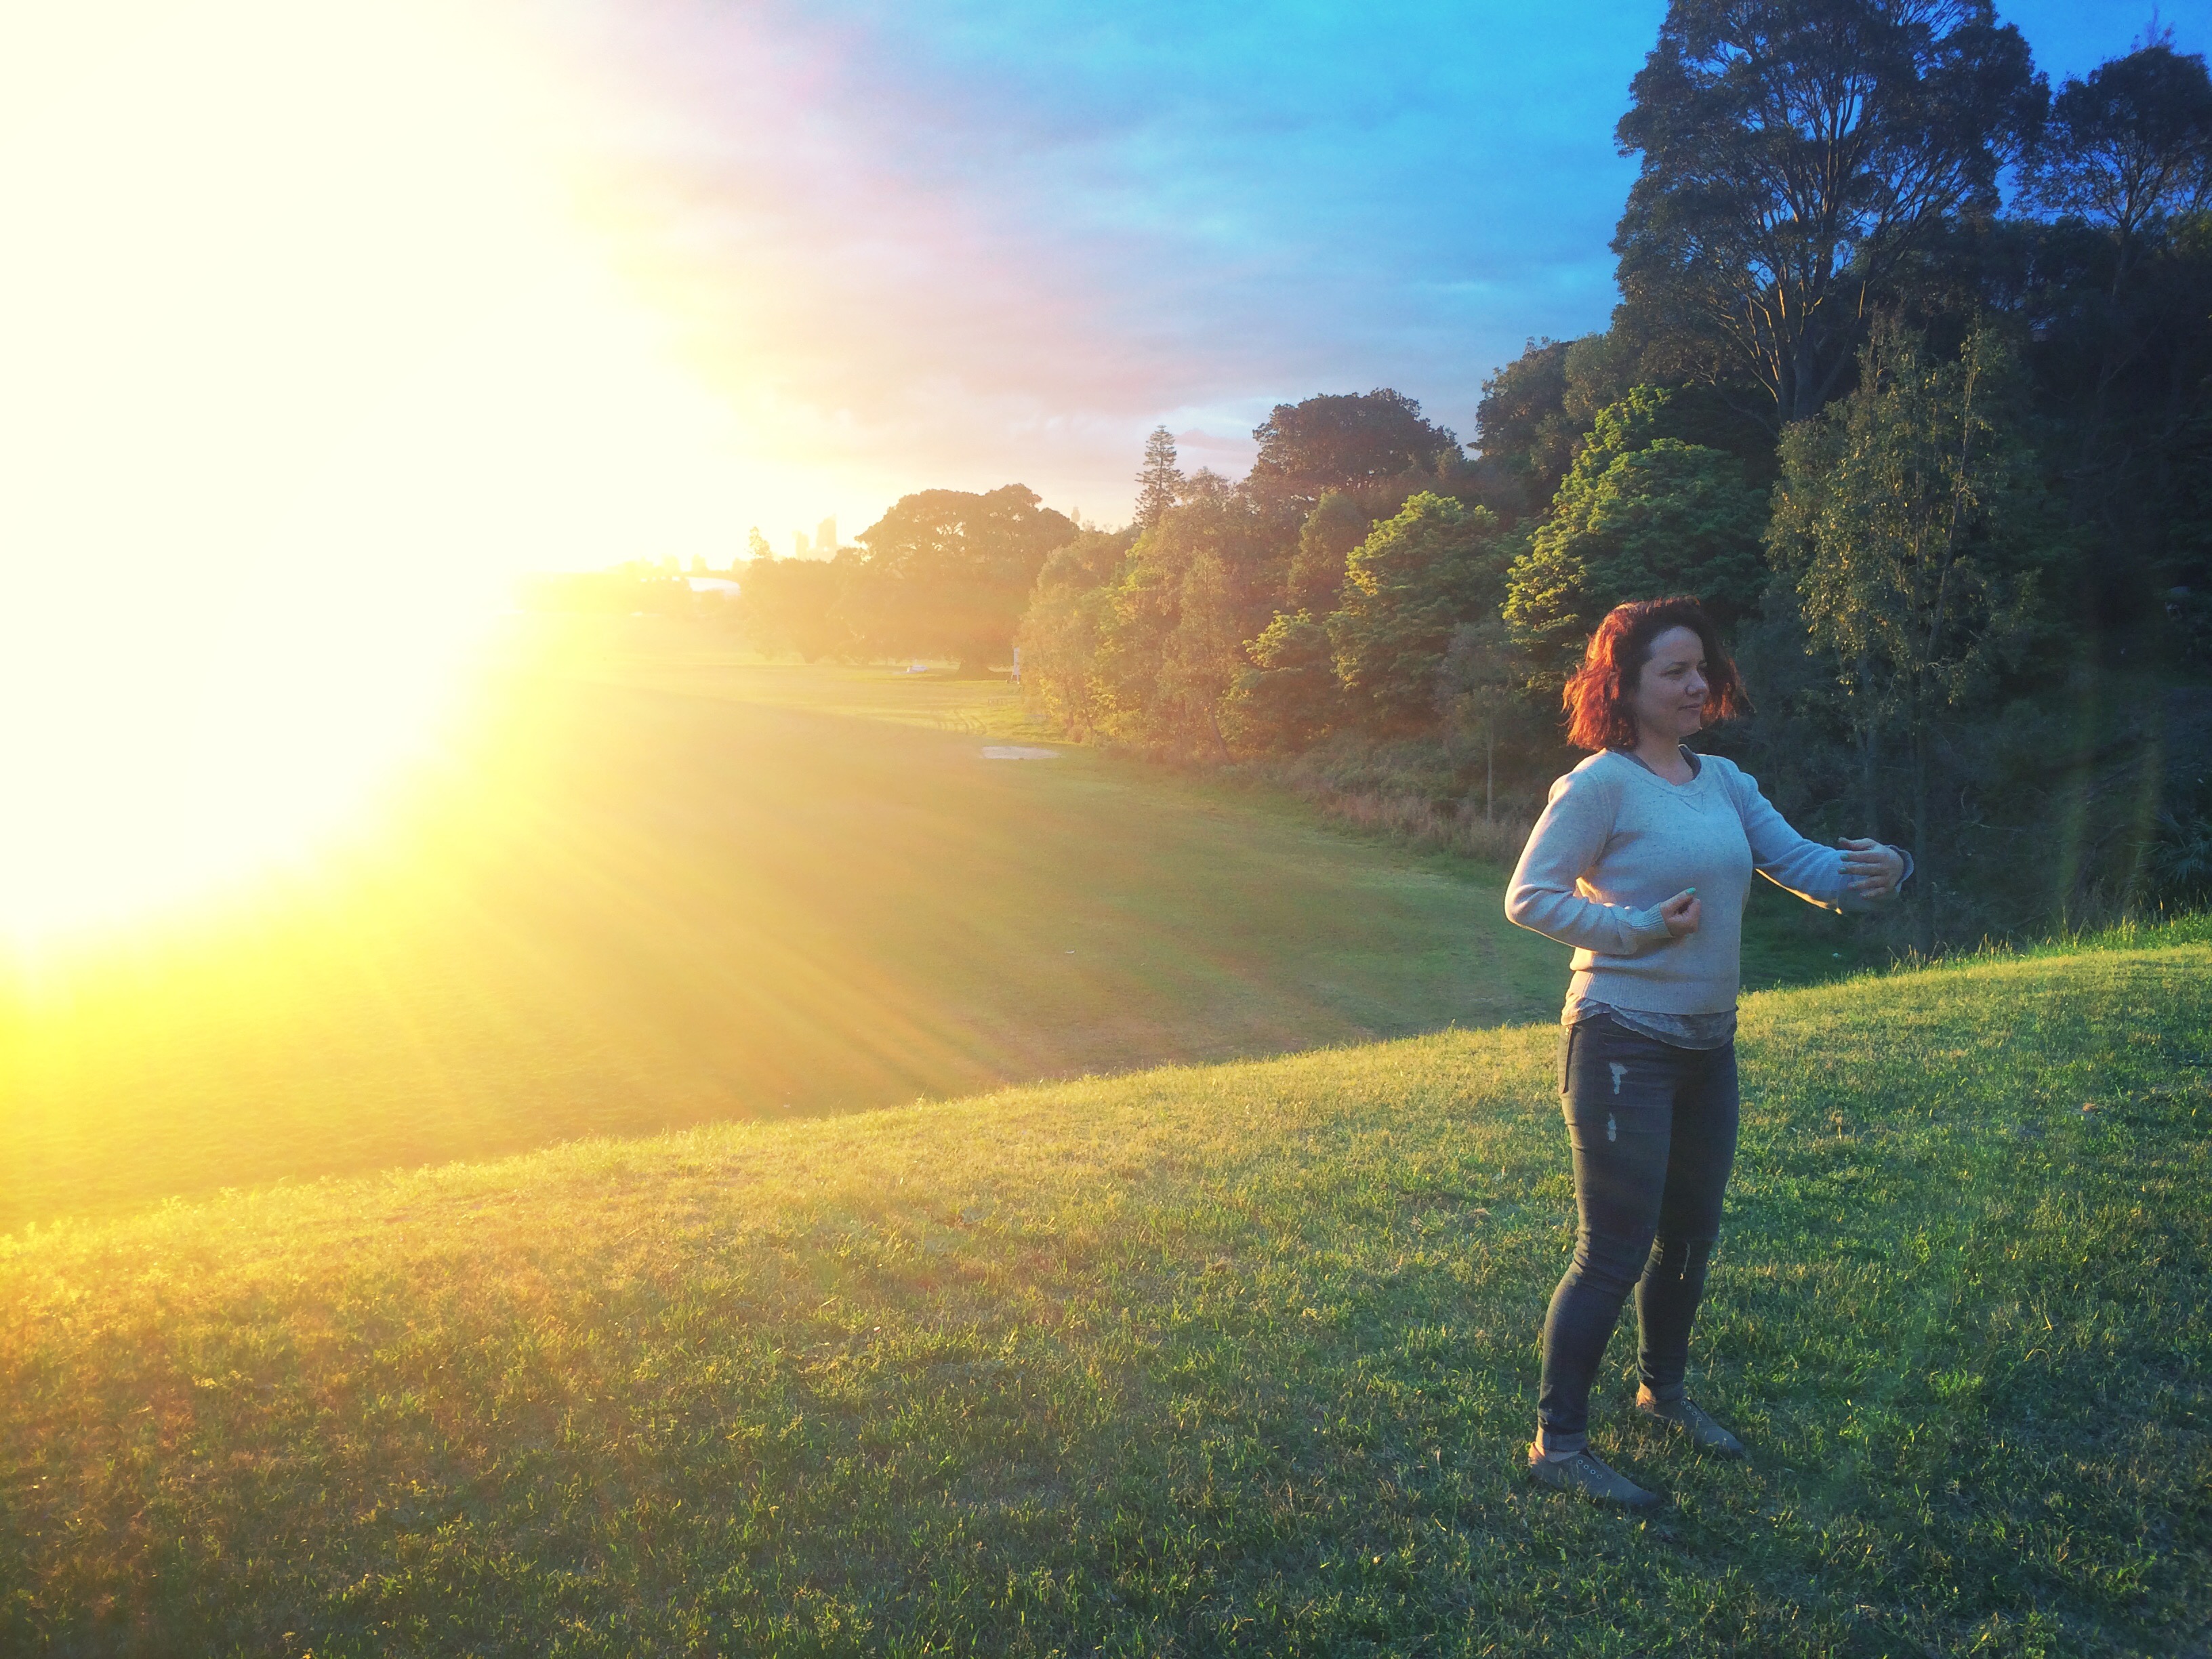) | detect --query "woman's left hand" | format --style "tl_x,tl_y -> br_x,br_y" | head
1841,837 -> 1904,897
